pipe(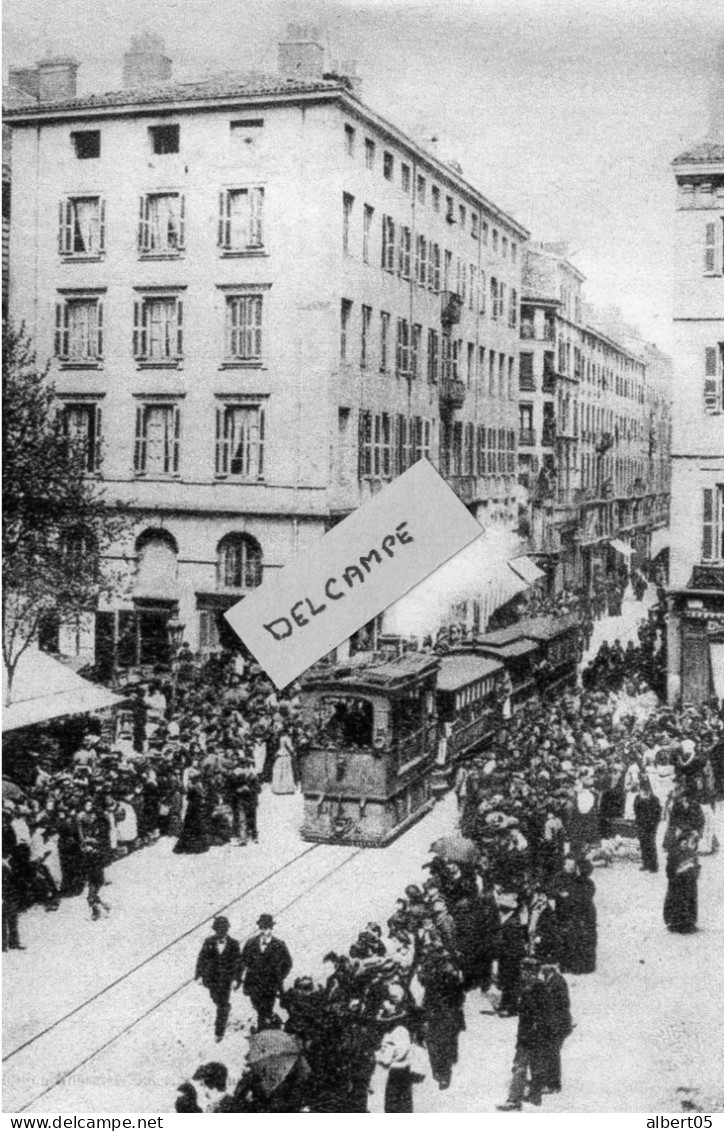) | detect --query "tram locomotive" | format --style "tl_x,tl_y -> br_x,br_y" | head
298,613 -> 581,846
